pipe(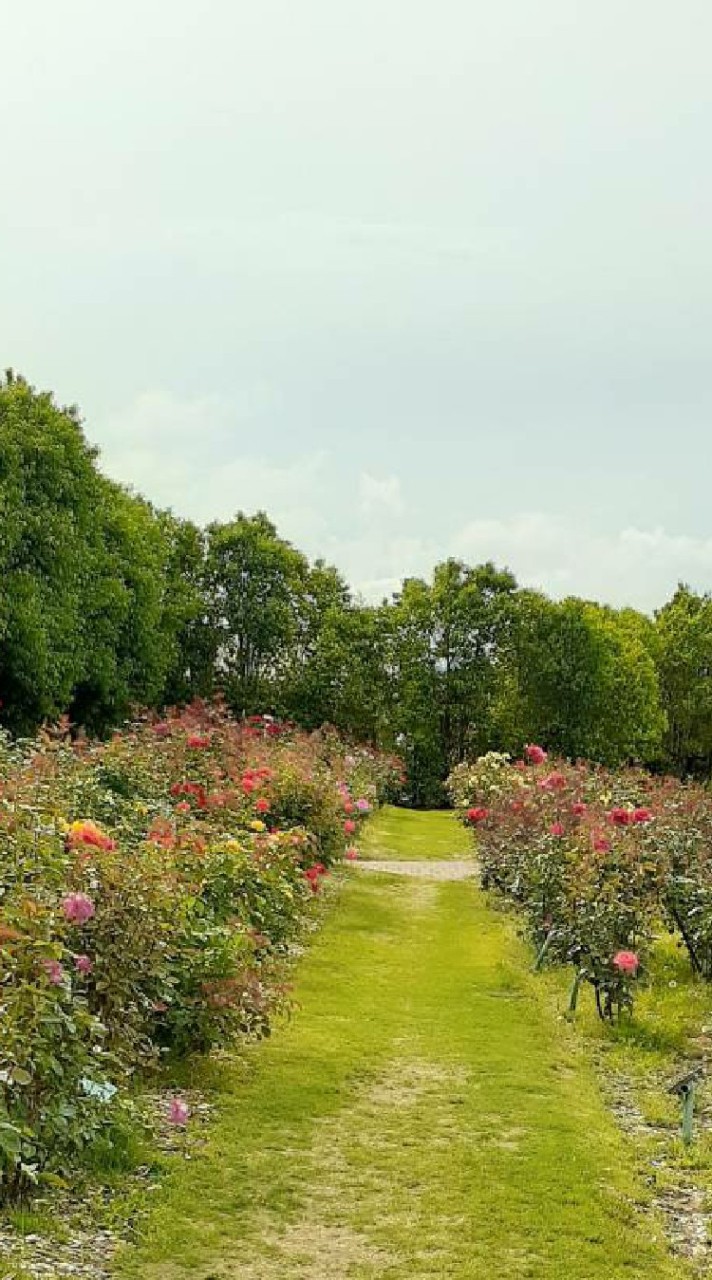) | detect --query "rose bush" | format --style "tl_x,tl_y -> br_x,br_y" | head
0,704 -> 401,1201
447,748 -> 711,1020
